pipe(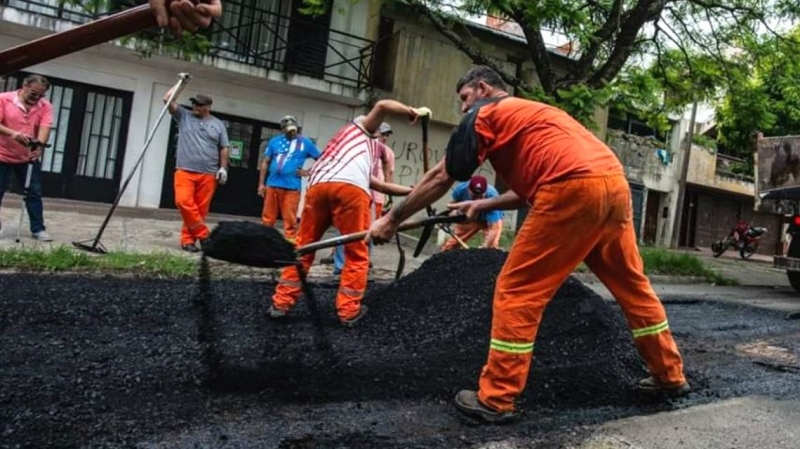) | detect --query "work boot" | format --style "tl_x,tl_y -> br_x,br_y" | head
454,390 -> 519,424
181,243 -> 199,253
340,305 -> 368,327
636,376 -> 692,398
267,305 -> 289,319
32,230 -> 53,242
198,237 -> 210,252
